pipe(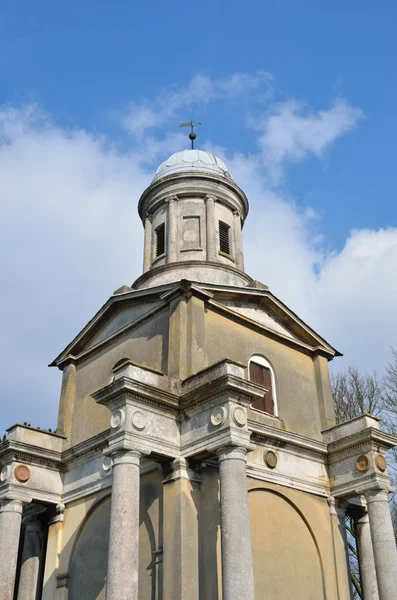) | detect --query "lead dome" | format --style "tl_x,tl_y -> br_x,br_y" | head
152,149 -> 233,183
